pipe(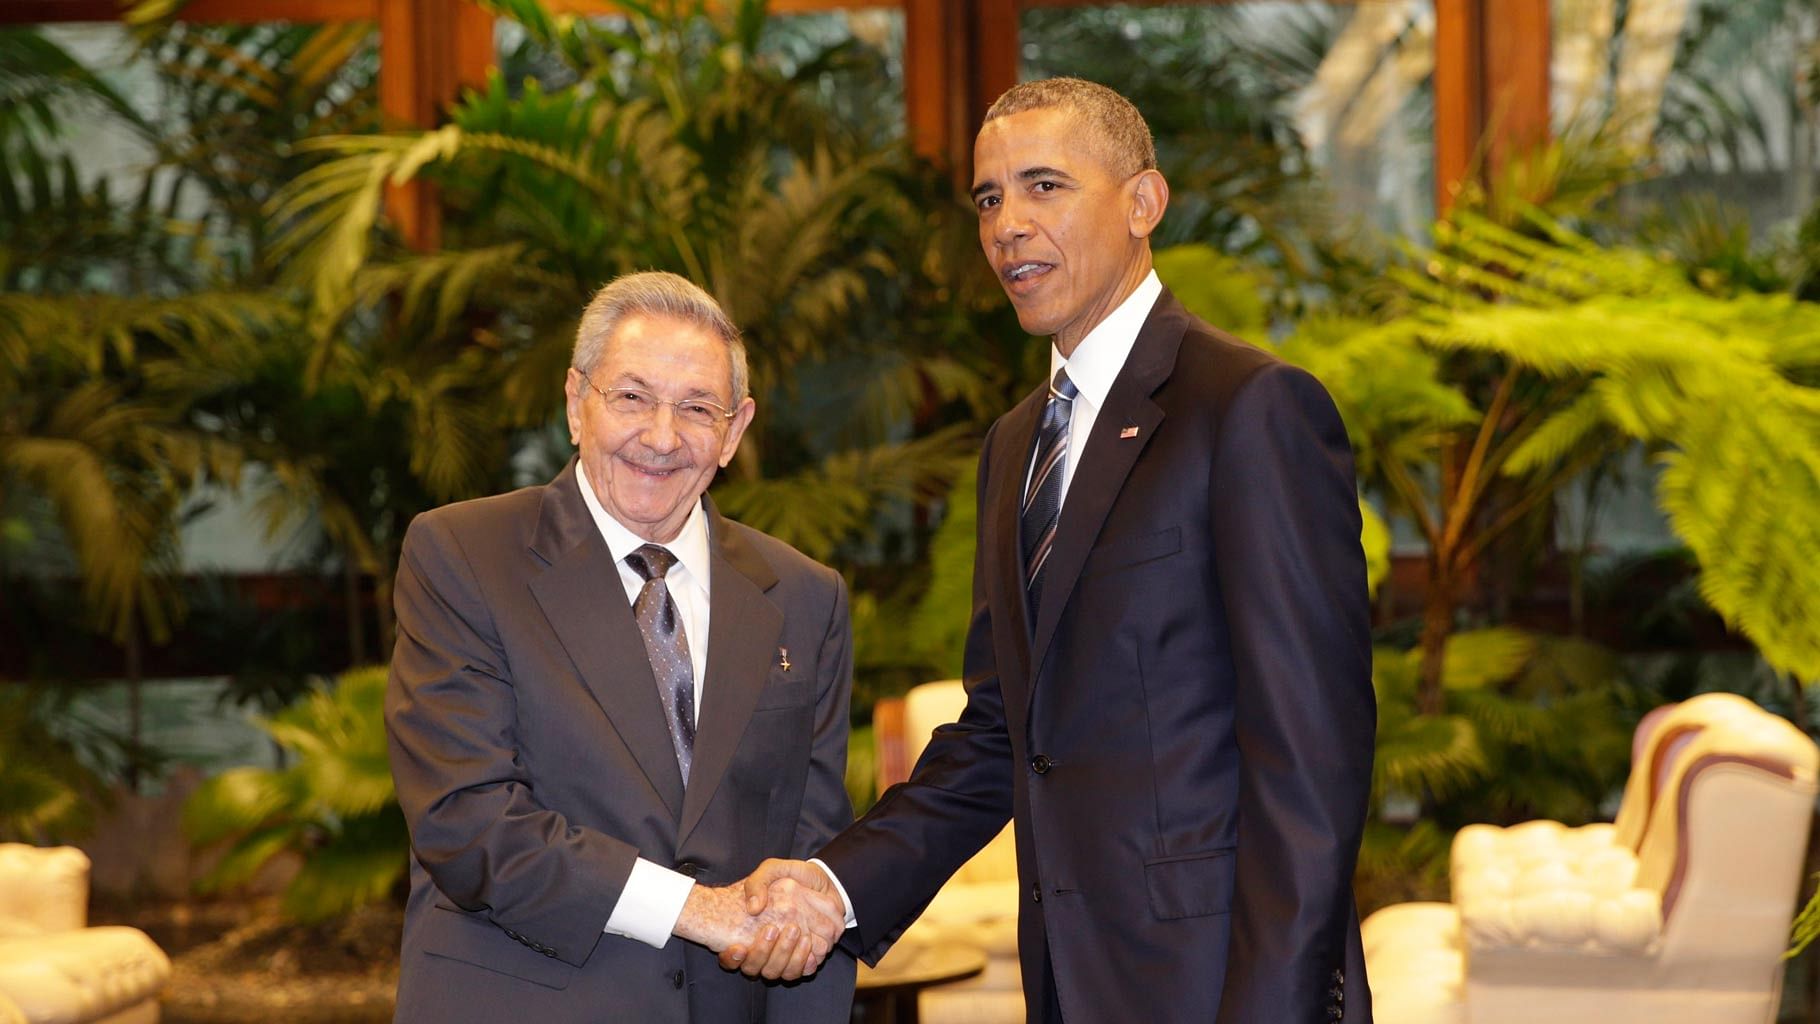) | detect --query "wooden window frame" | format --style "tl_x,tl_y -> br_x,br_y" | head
6,0 -> 1547,241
